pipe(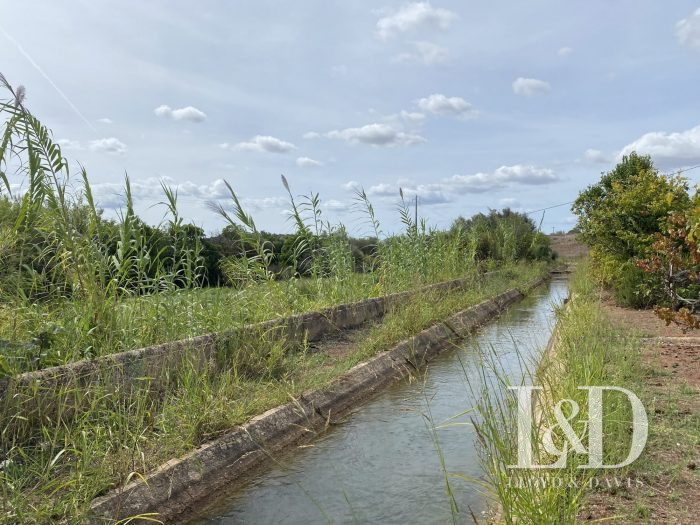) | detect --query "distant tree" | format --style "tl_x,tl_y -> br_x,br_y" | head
450,208 -> 551,261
